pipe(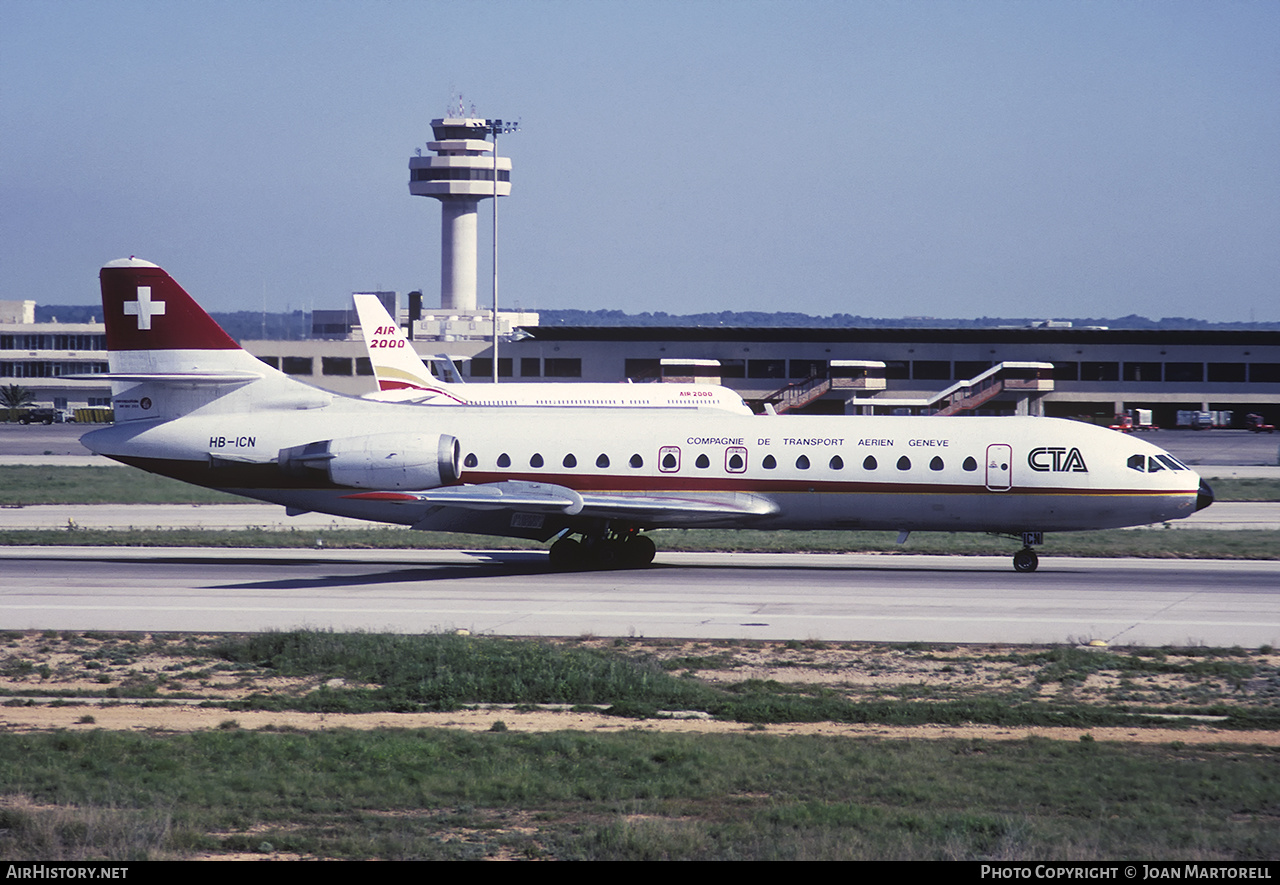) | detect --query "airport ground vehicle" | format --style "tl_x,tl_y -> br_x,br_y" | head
1109,409 -> 1158,433
1246,413 -> 1275,433
16,407 -> 65,425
